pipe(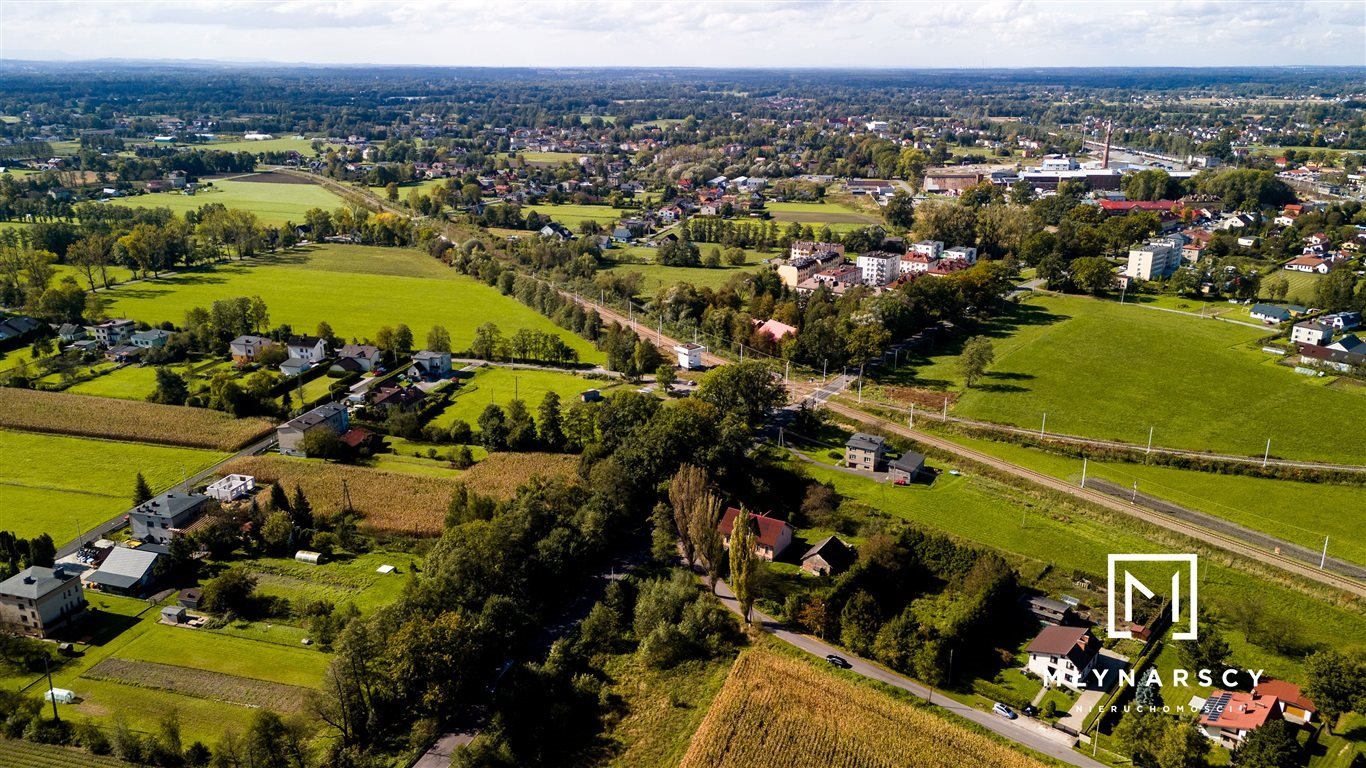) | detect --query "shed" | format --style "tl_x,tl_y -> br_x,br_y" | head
580,389 -> 603,403
177,588 -> 202,610
44,688 -> 75,704
294,550 -> 324,565
161,605 -> 187,624
889,451 -> 926,483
